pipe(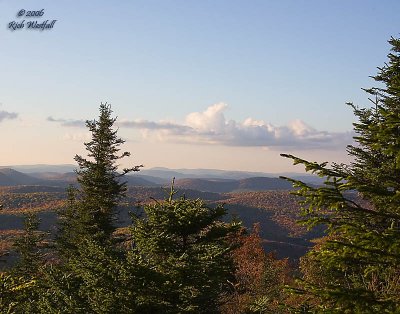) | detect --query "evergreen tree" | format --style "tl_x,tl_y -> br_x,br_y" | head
43,103 -> 143,313
12,213 -> 45,278
58,103 -> 142,251
0,273 -> 36,313
56,185 -> 79,258
129,185 -> 241,313
0,213 -> 46,313
37,239 -> 136,313
281,36 -> 400,312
